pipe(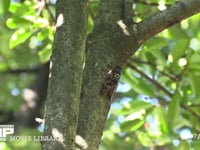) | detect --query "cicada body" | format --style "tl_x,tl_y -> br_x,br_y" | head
100,65 -> 122,100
